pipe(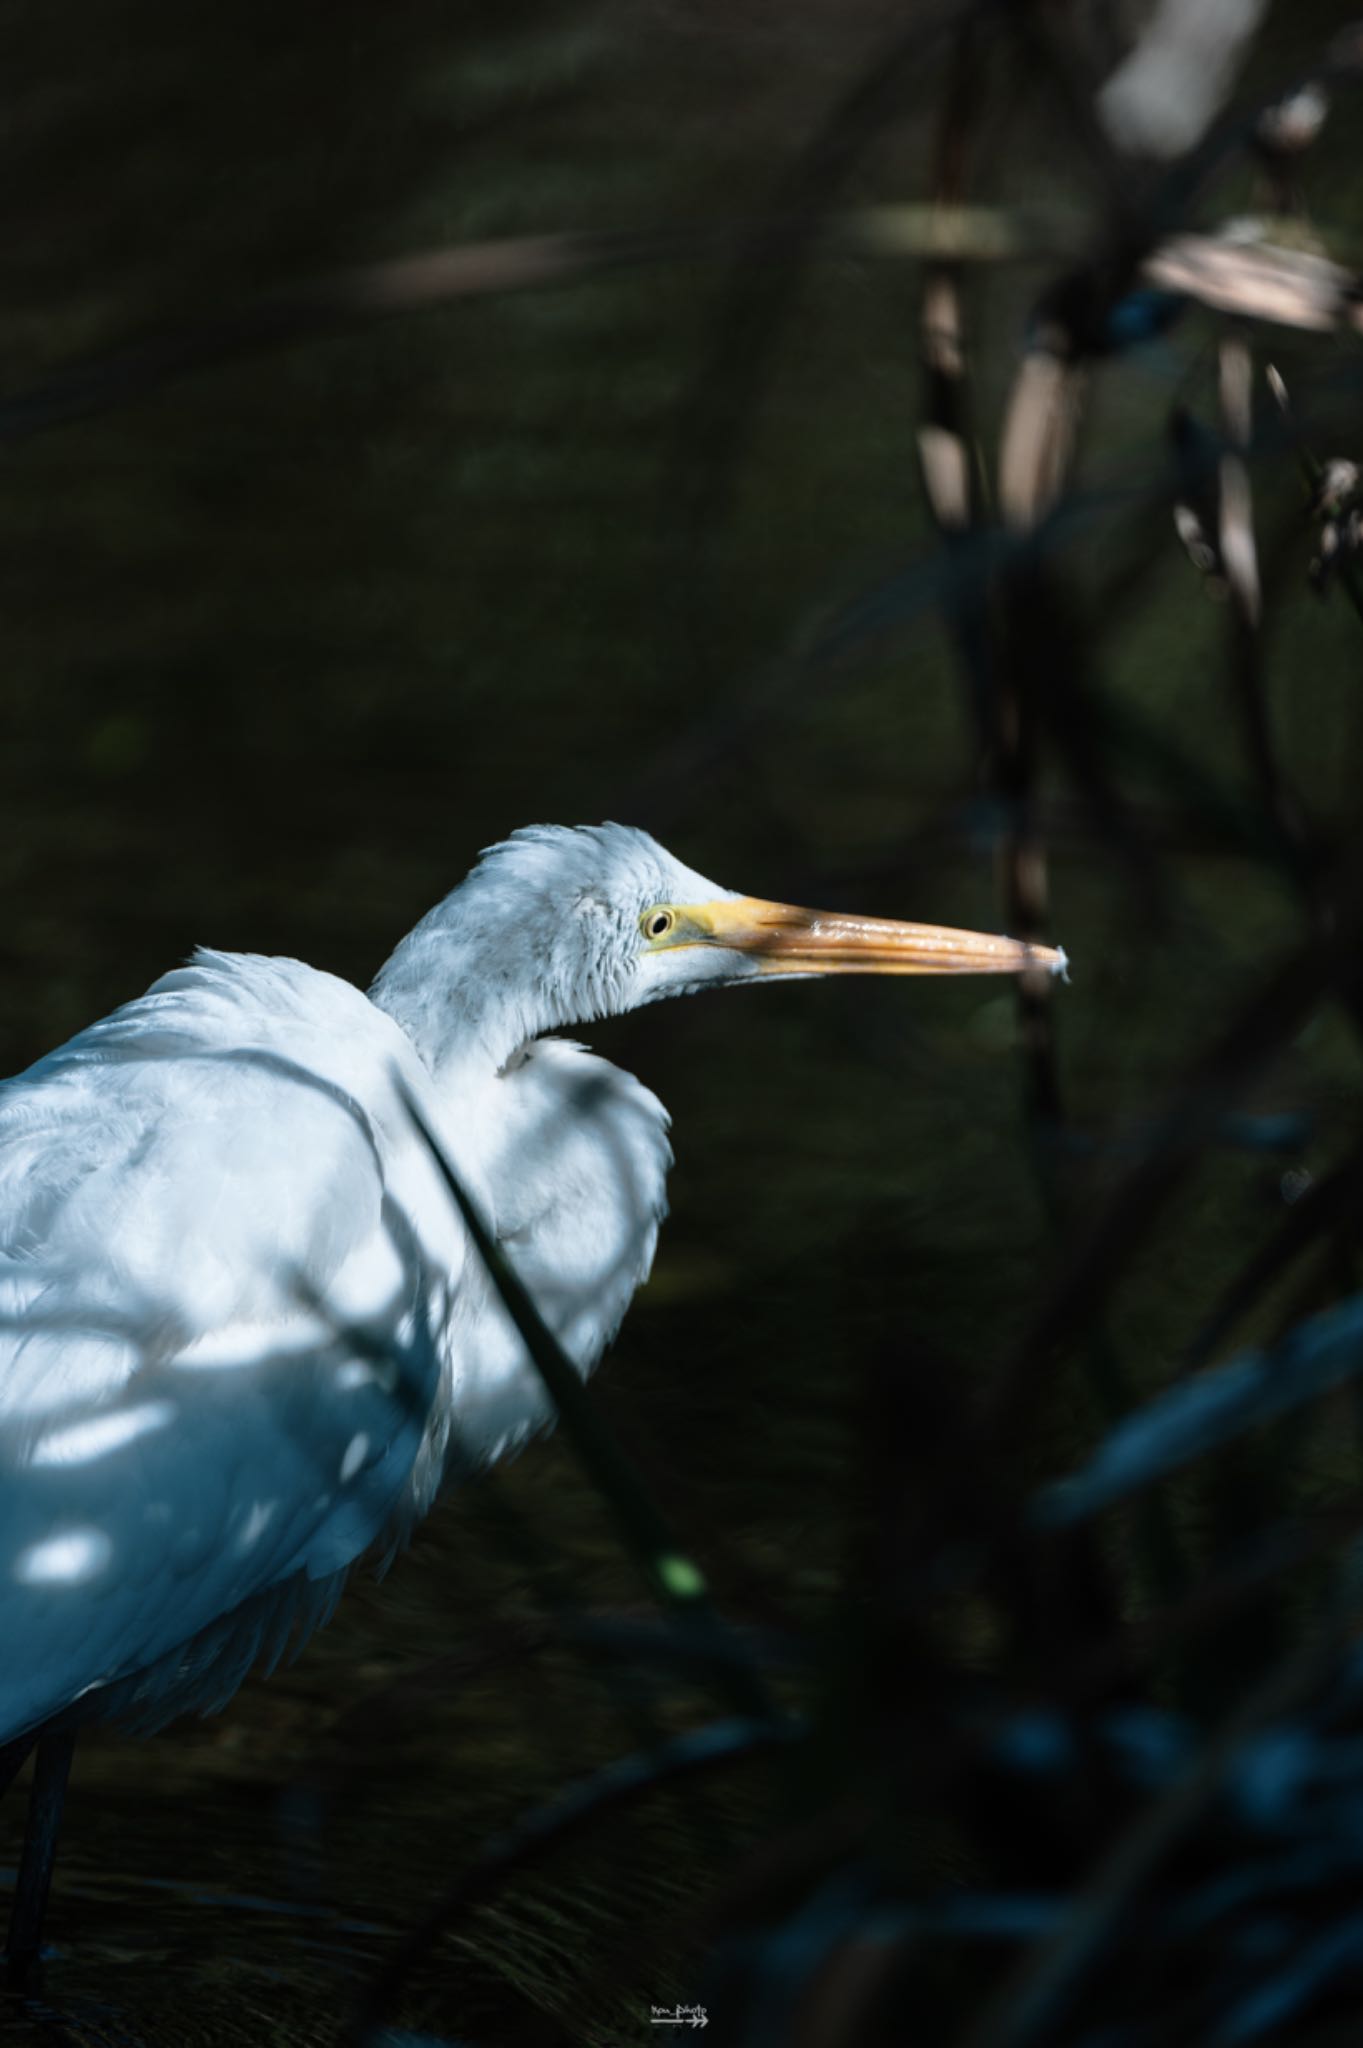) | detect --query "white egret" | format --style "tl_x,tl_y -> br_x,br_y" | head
0,822 -> 1064,1977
